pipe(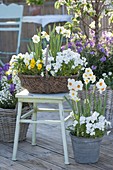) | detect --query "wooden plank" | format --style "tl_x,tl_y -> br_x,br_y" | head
0,143 -> 65,170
